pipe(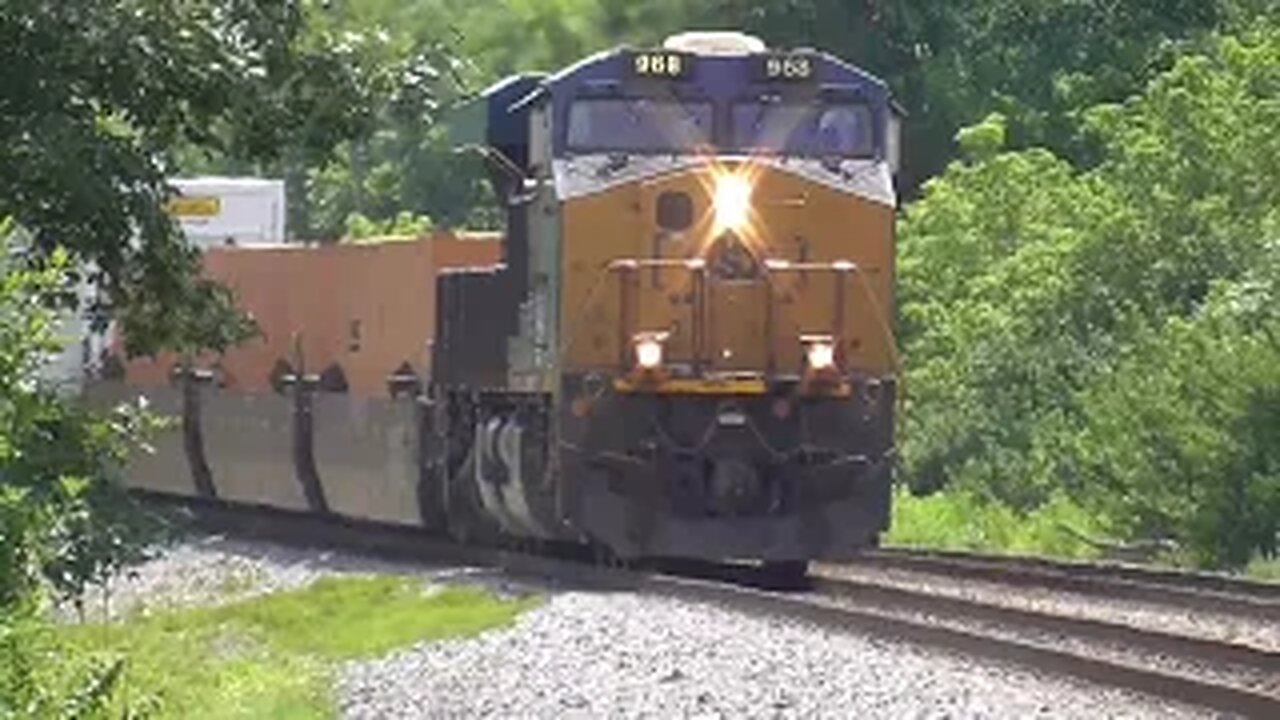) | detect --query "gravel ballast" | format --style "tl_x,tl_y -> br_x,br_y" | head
71,537 -> 1207,718
340,589 -> 1205,719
